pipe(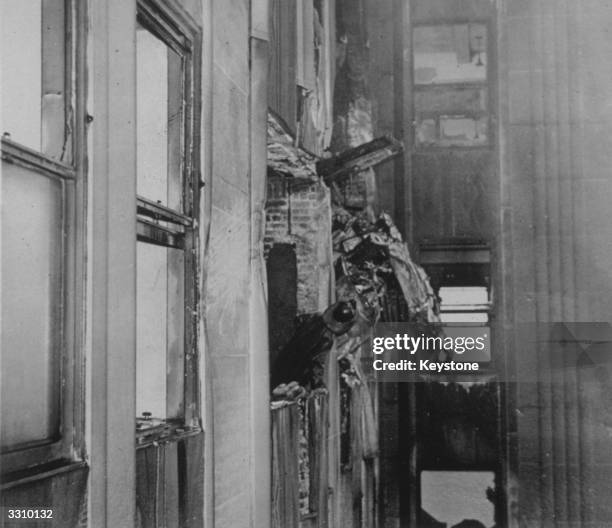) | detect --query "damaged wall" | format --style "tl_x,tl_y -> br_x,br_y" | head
330,0 -> 382,218
268,0 -> 336,156
265,176 -> 333,316
331,0 -> 373,151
